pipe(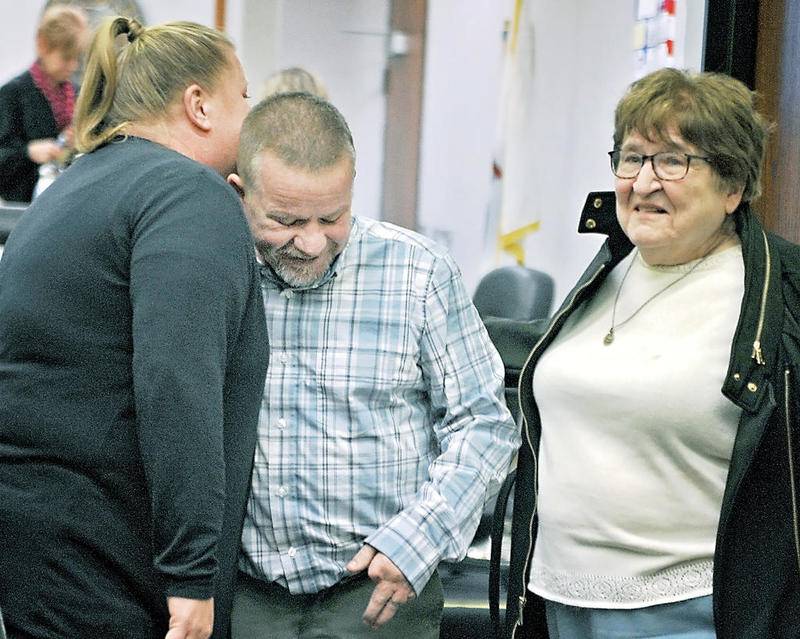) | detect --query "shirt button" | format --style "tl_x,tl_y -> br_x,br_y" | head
288,547 -> 297,558
276,418 -> 287,430
281,289 -> 294,299
279,352 -> 289,364
277,485 -> 288,497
